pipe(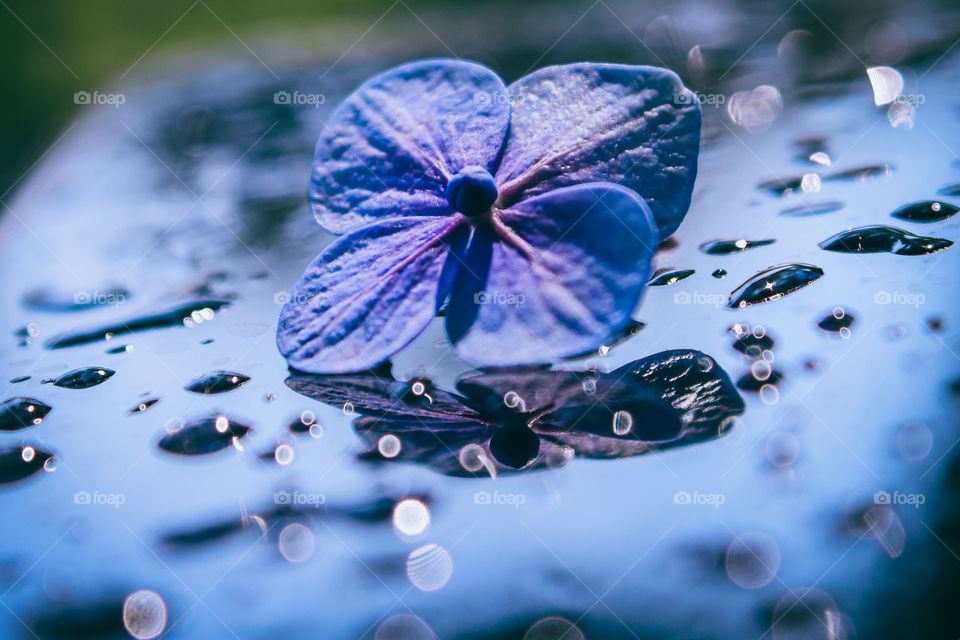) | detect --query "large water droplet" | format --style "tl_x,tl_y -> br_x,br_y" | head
185,371 -> 251,394
0,397 -> 53,431
44,298 -> 231,349
0,445 -> 53,484
728,264 -> 824,308
890,200 -> 958,223
699,238 -> 775,255
158,415 -> 251,455
49,367 -> 115,389
648,268 -> 695,286
819,225 -> 952,255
